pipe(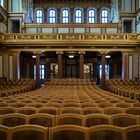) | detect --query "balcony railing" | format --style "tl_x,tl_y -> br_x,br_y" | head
1,33 -> 140,41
